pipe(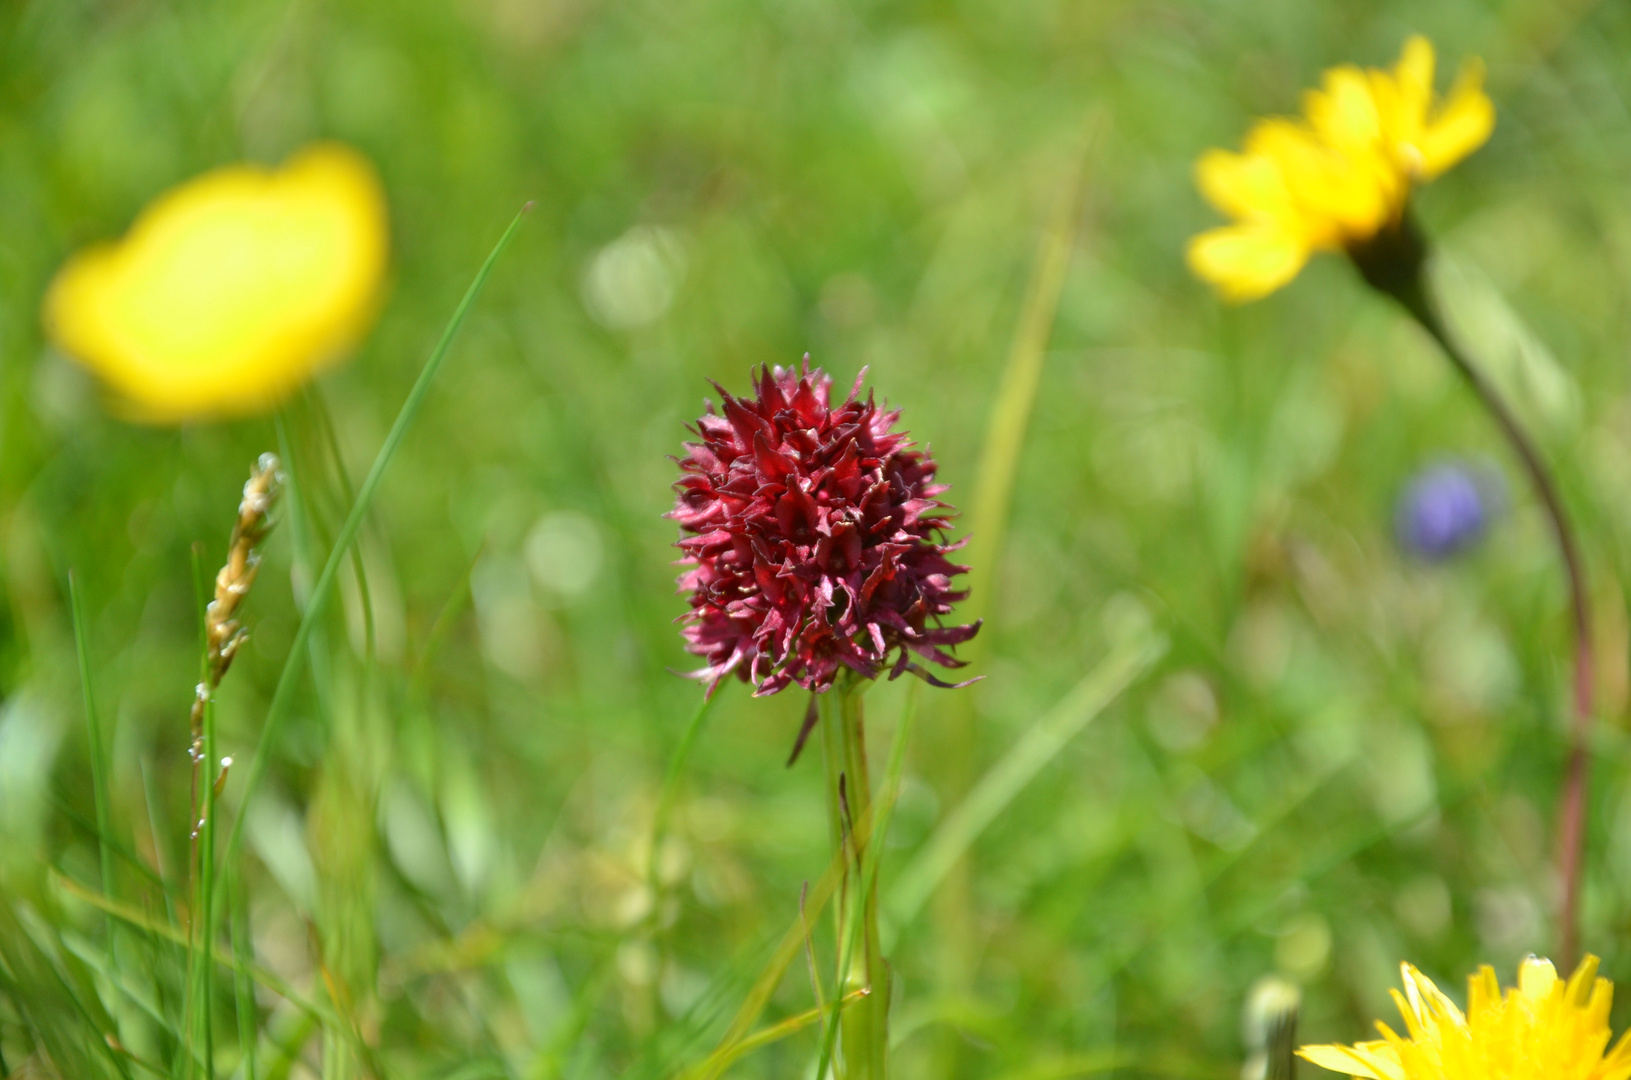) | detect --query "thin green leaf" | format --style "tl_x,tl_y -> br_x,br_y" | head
50,873 -> 337,1030
222,204 -> 530,875
963,113 -> 1102,642
69,573 -> 116,910
706,990 -> 866,1078
230,870 -> 256,1080
648,689 -> 721,905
